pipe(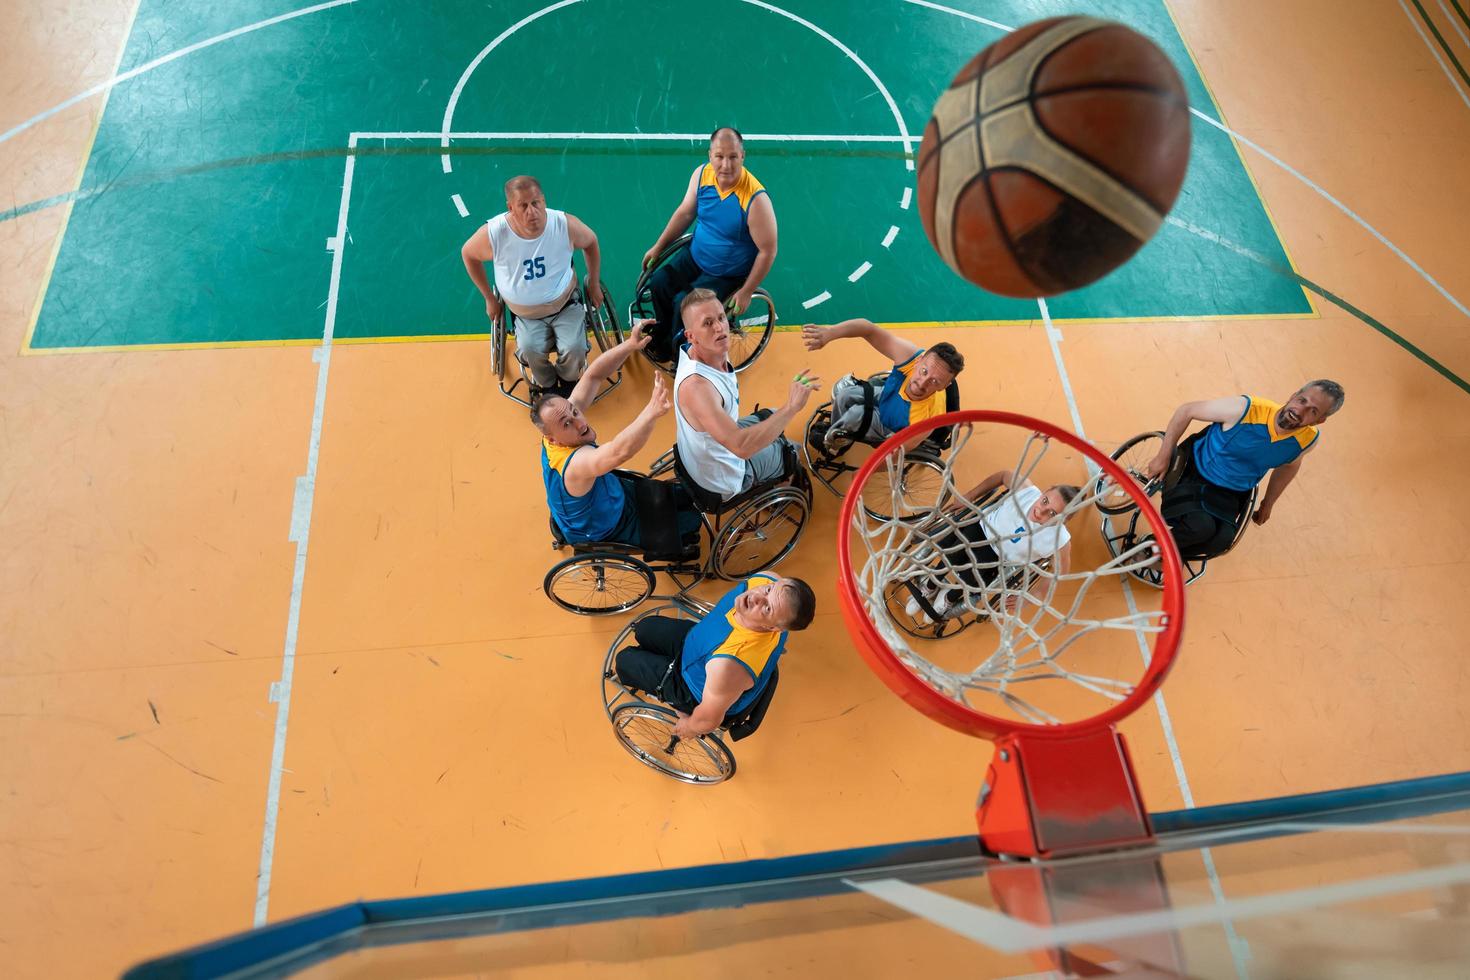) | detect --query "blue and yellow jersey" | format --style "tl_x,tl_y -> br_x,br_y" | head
878,350 -> 951,433
689,164 -> 767,278
1193,397 -> 1318,492
681,575 -> 786,717
541,438 -> 625,543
